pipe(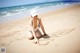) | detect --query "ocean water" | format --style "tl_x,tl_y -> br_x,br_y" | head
0,1 -> 80,23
